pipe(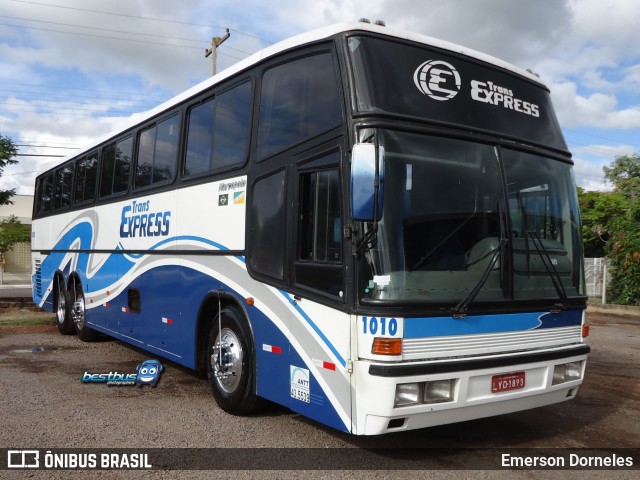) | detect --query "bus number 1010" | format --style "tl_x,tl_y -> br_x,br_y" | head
362,317 -> 398,336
